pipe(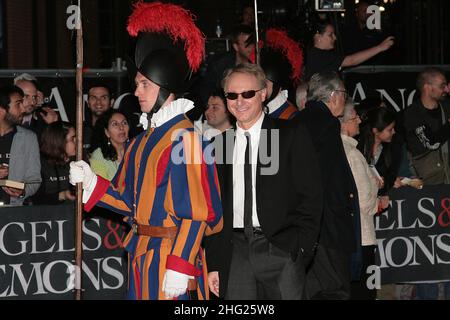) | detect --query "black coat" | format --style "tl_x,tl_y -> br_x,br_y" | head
30,157 -> 71,205
204,115 -> 323,298
295,101 -> 360,254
